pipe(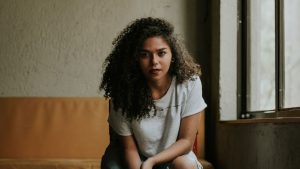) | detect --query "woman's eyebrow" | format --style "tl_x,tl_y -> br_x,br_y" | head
157,48 -> 167,51
140,48 -> 167,52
